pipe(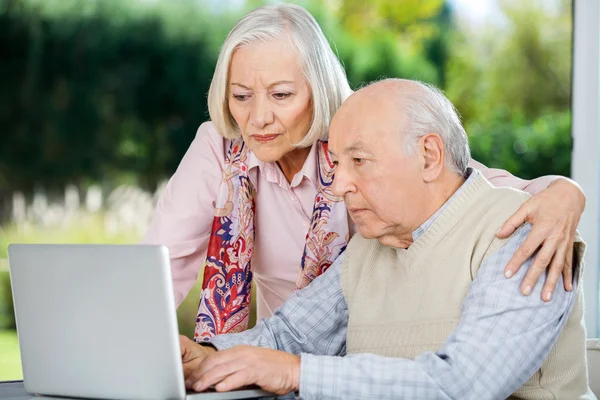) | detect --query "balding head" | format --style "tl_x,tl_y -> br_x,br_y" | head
328,78 -> 470,248
332,78 -> 470,175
